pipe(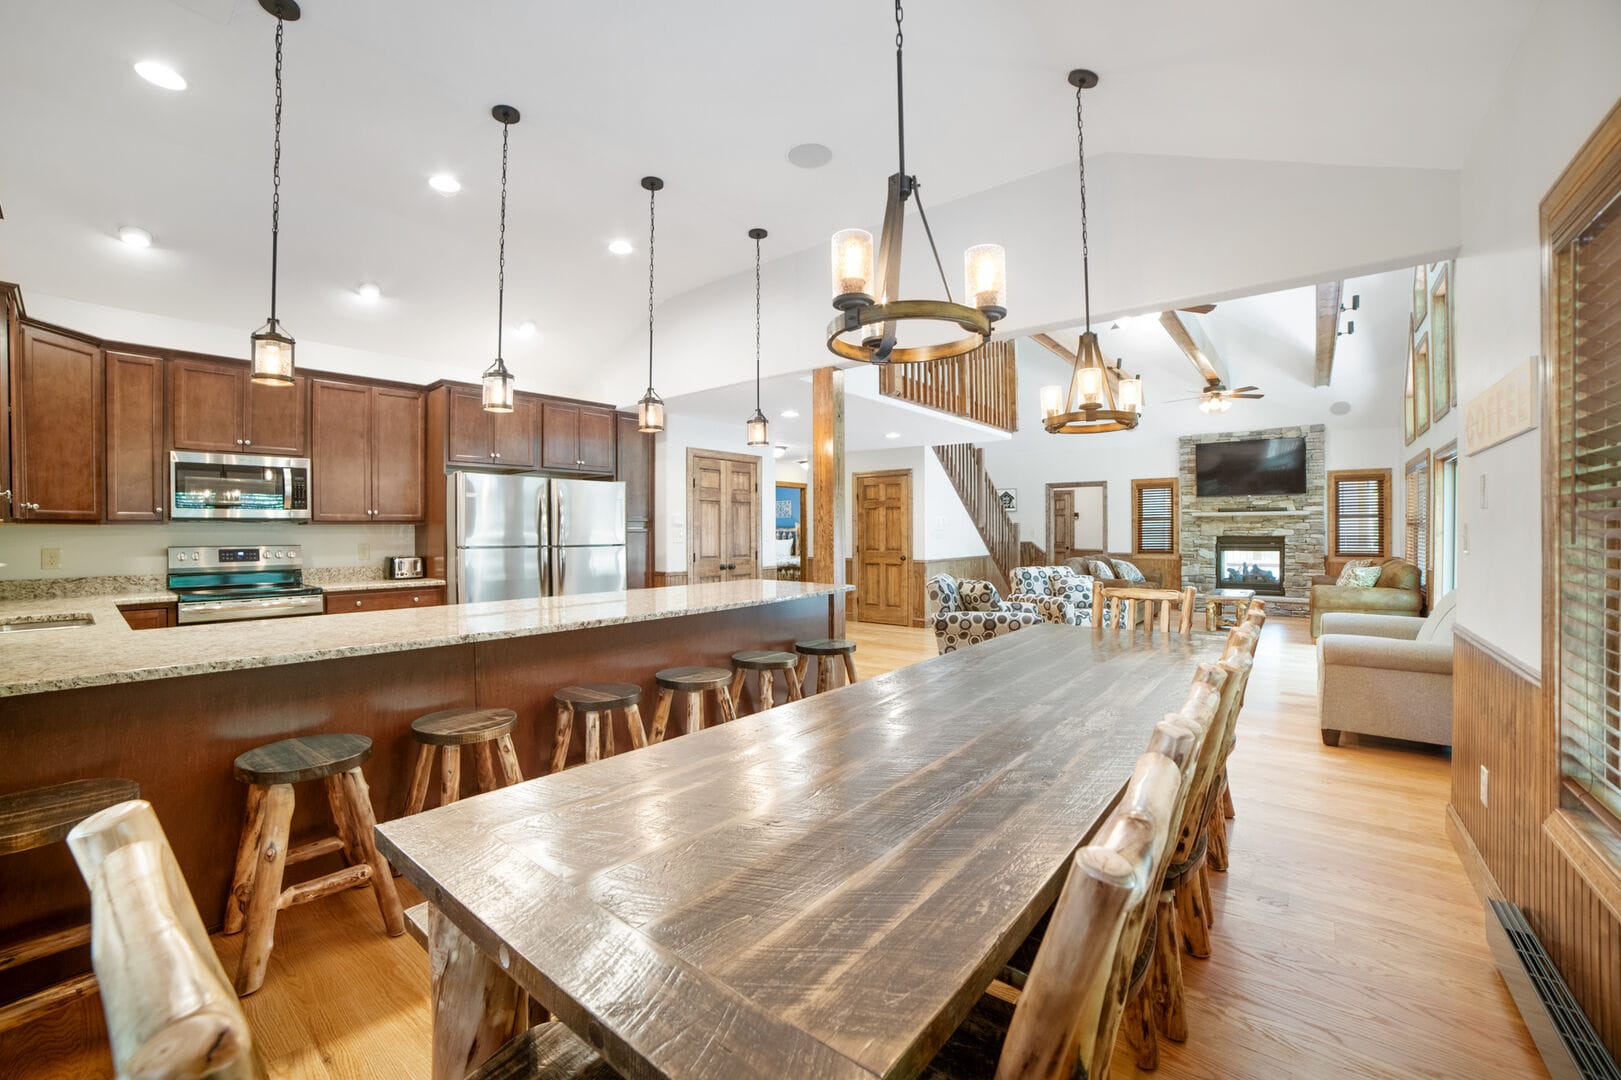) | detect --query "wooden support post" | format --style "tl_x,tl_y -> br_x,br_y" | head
428,906 -> 525,1080
810,366 -> 847,636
